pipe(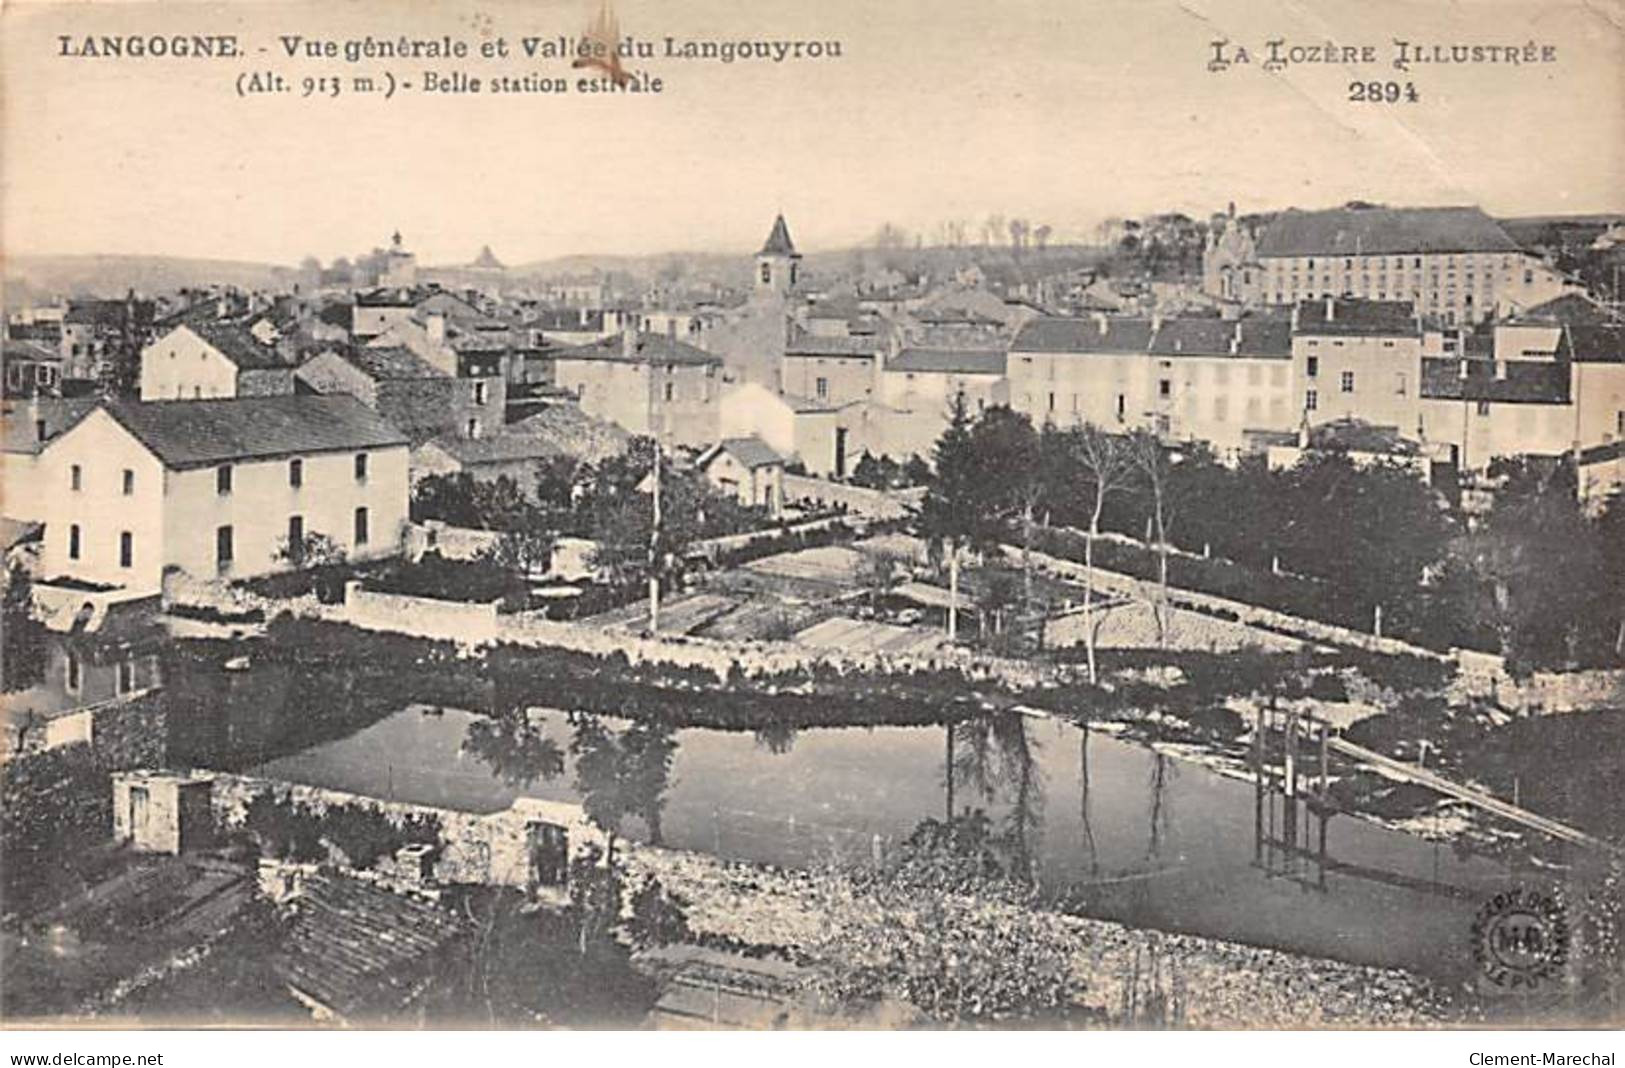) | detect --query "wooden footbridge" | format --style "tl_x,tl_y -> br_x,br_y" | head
1251,706 -> 1620,884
